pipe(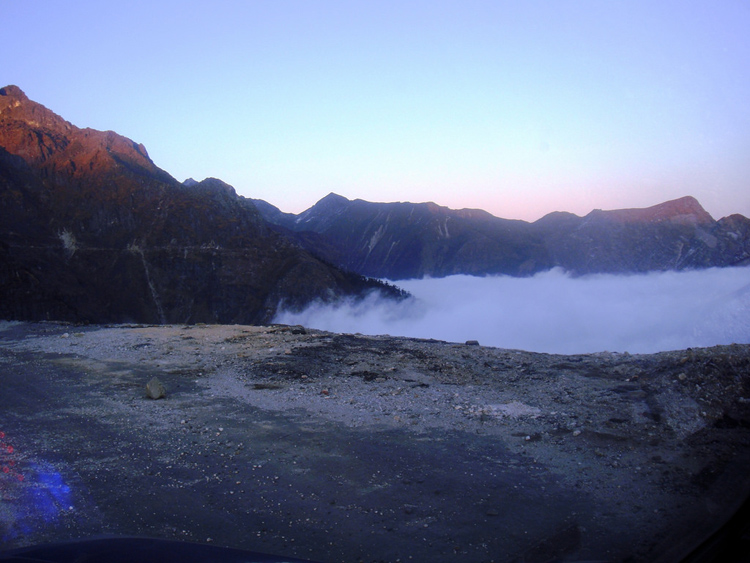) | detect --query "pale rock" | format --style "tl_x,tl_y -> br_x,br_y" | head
145,377 -> 166,400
